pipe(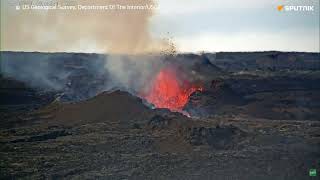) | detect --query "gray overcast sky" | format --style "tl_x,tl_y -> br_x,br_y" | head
1,0 -> 319,52
152,0 -> 320,52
